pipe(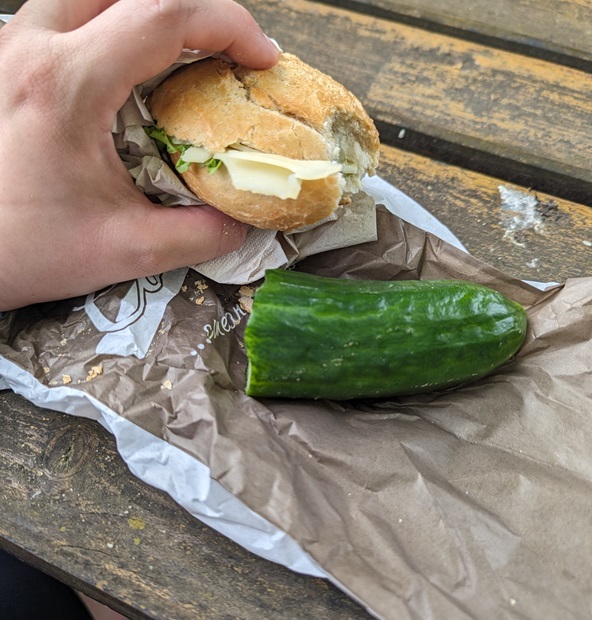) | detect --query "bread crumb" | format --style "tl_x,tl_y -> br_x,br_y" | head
239,296 -> 253,313
60,338 -> 67,346
161,379 -> 173,390
62,374 -> 72,385
238,285 -> 256,313
195,295 -> 205,305
239,285 -> 255,297
85,364 -> 103,382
